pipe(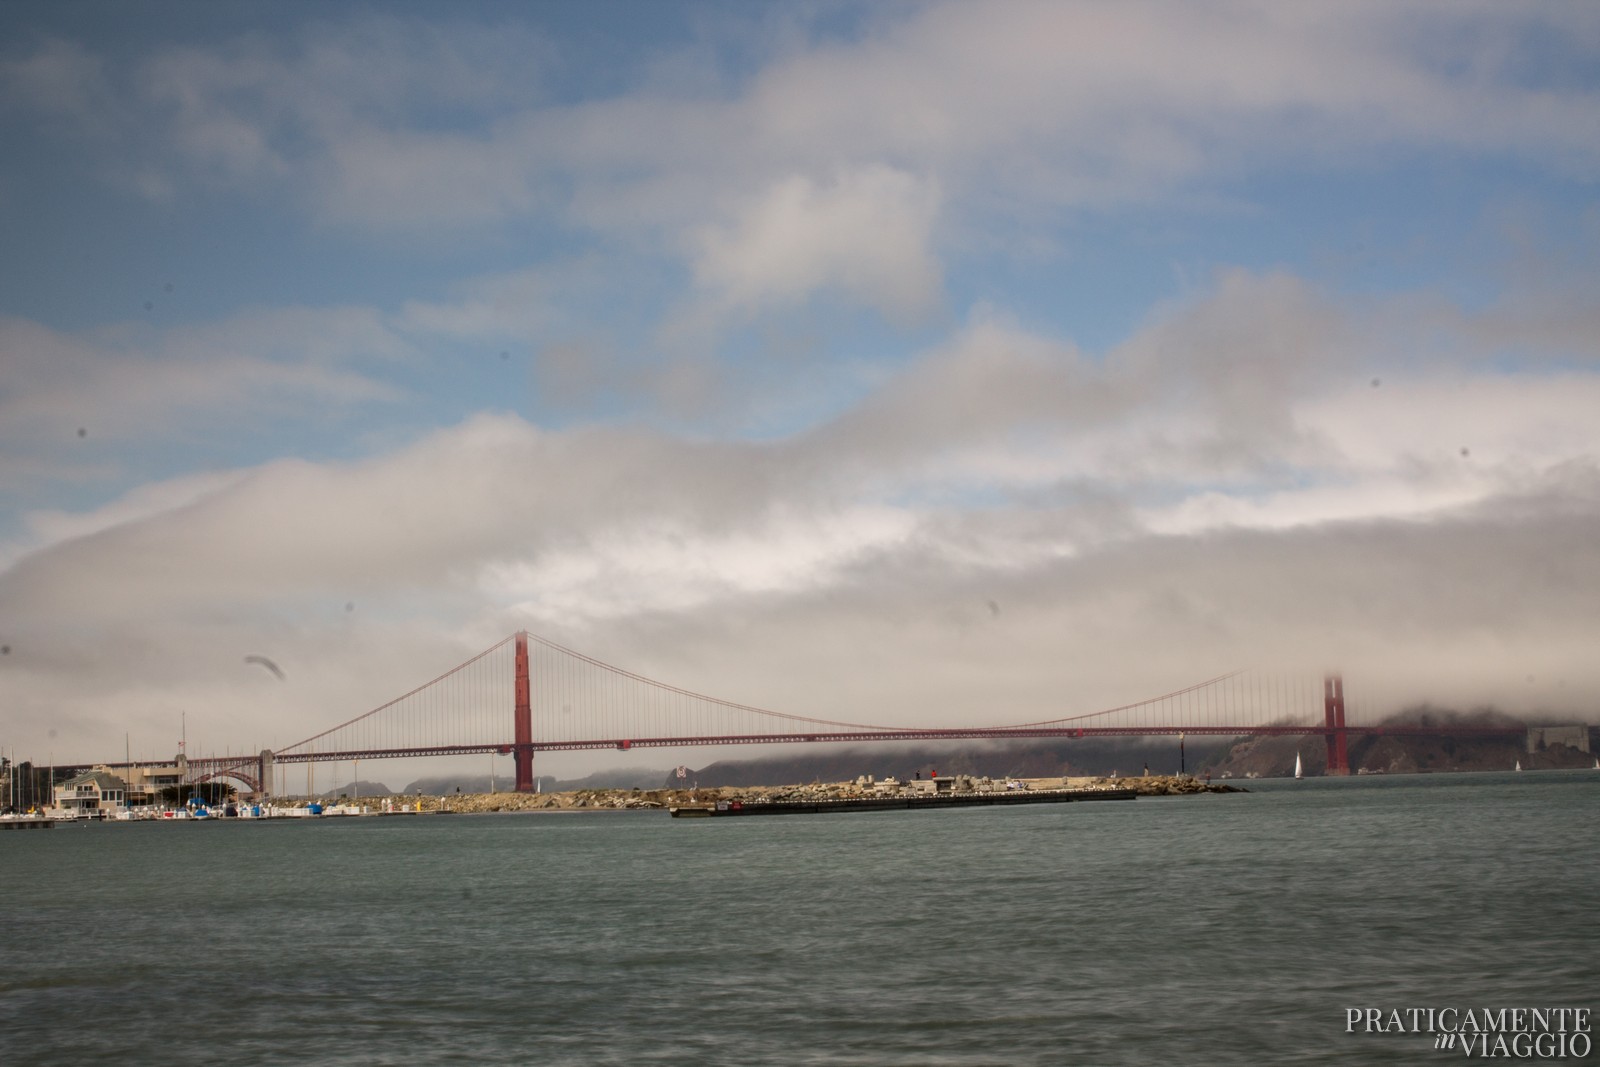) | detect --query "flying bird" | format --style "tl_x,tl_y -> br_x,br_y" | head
244,655 -> 285,680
